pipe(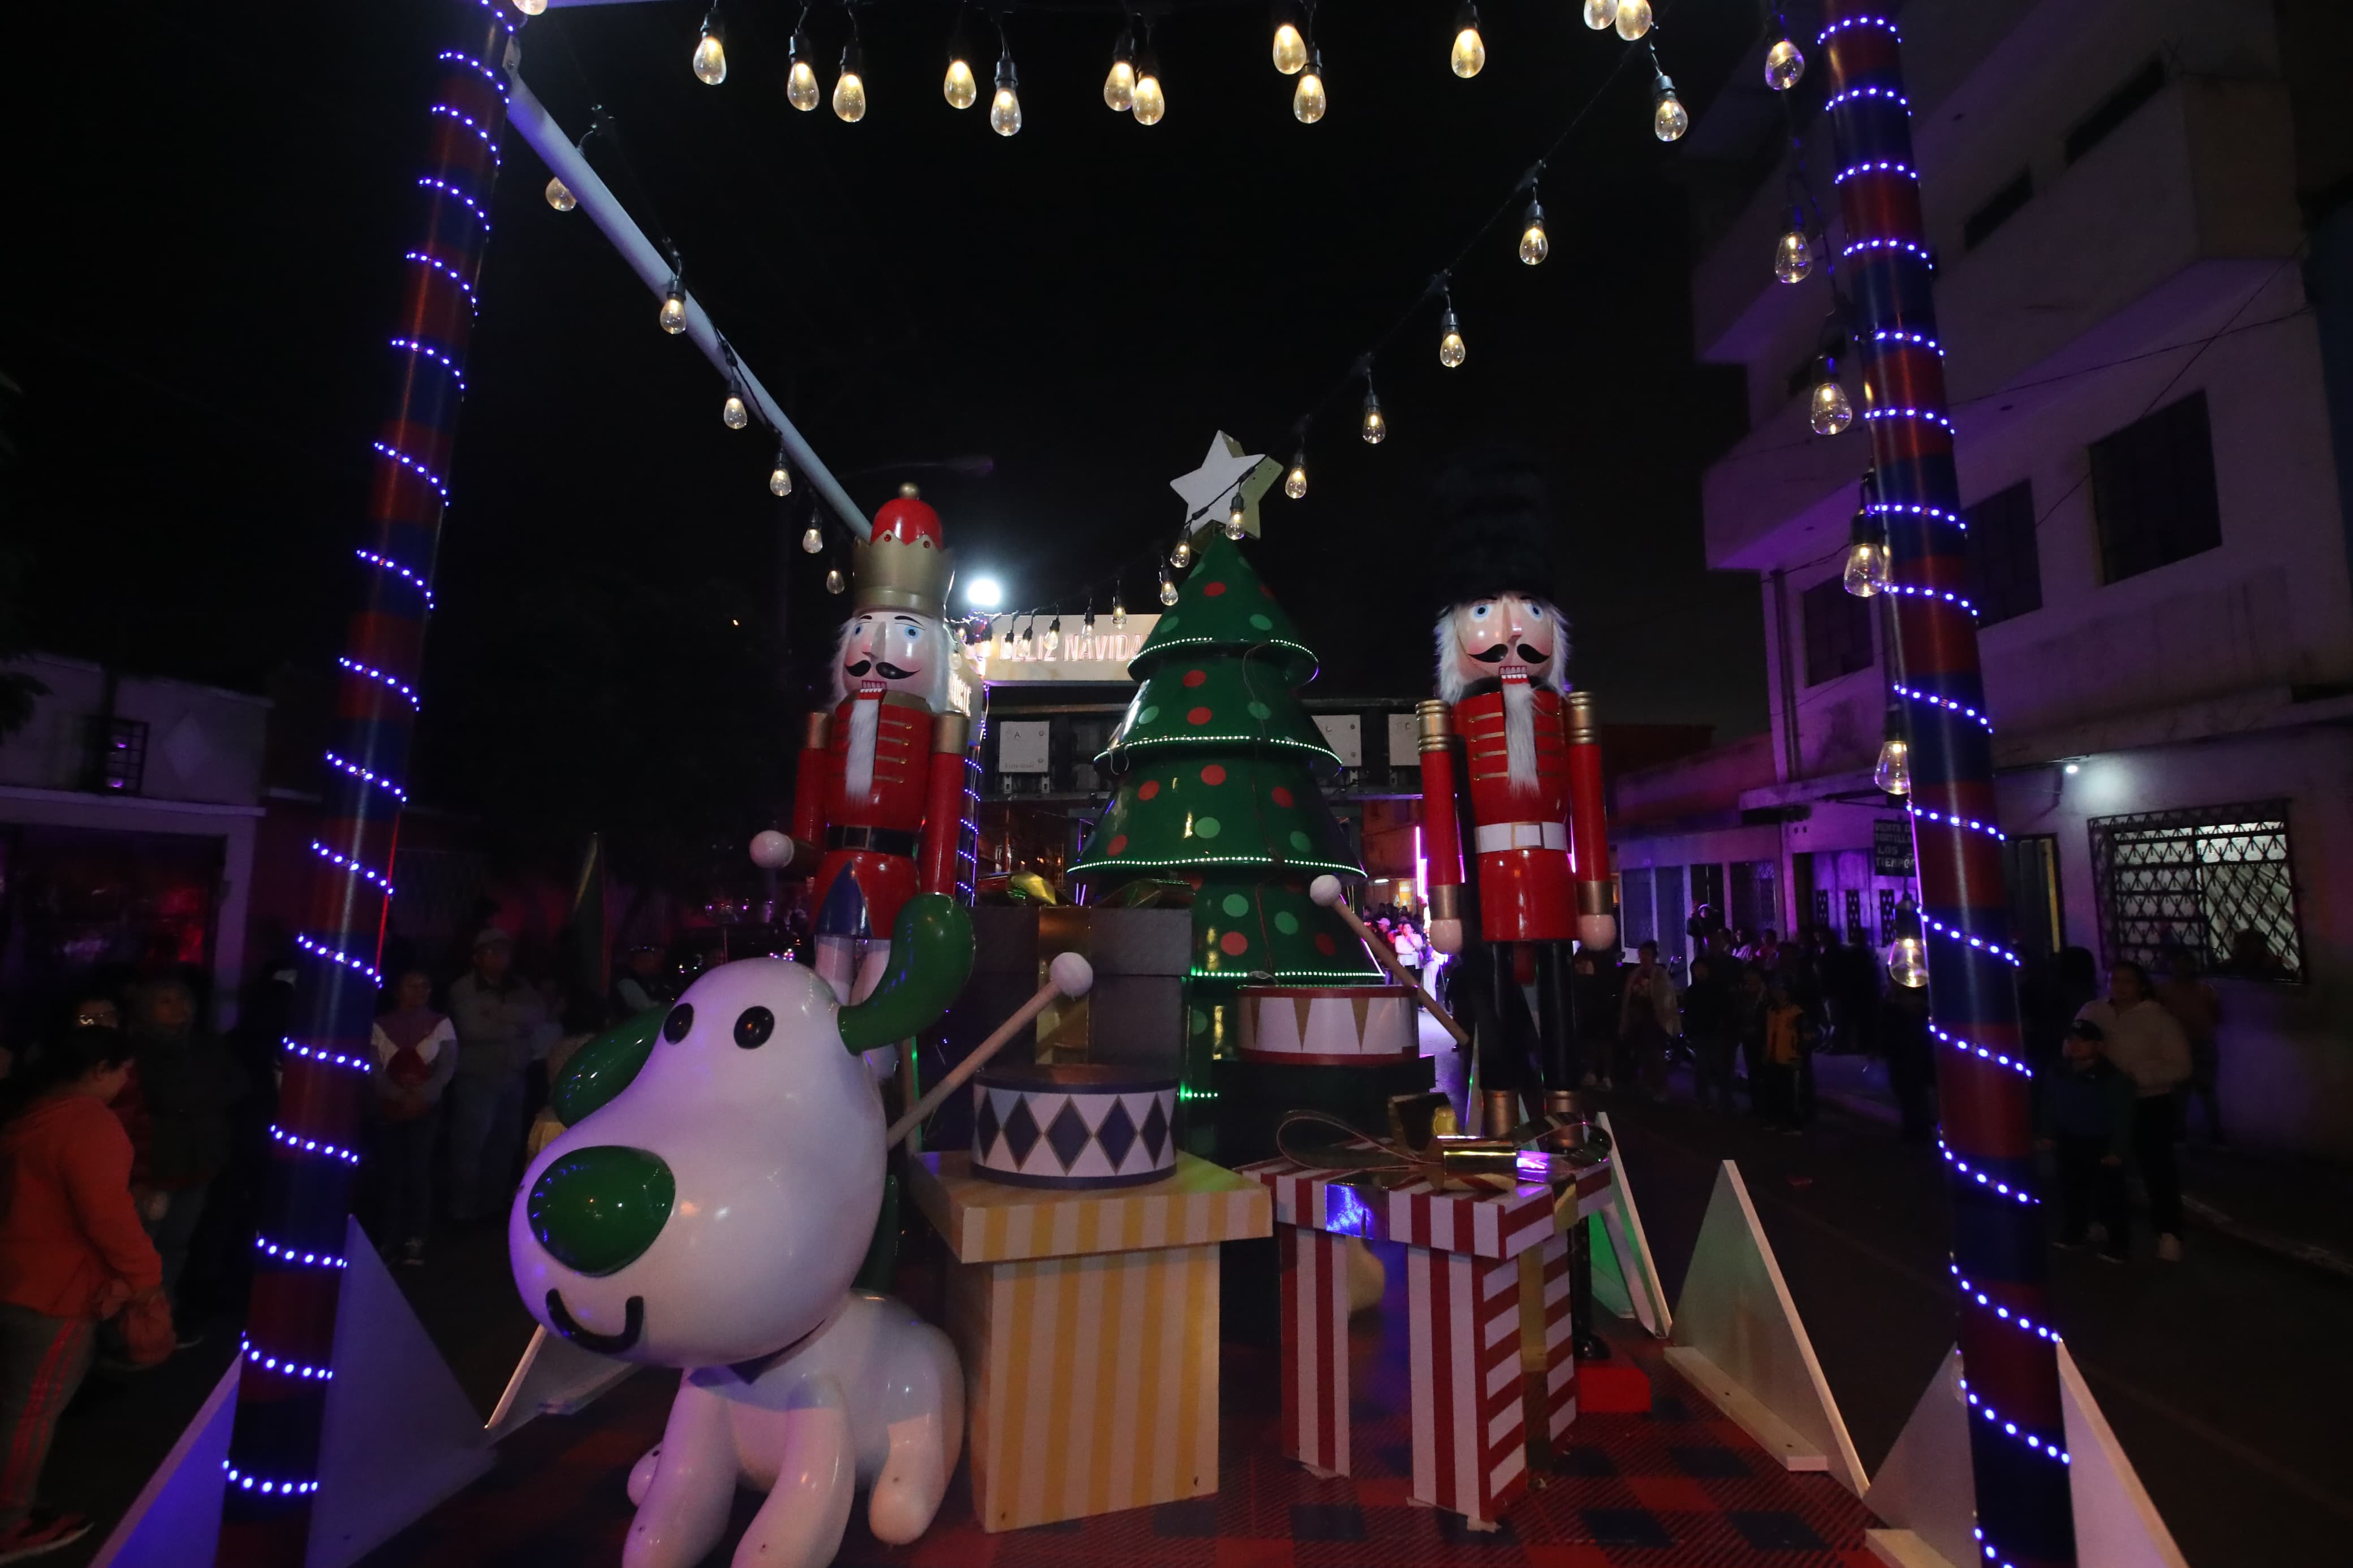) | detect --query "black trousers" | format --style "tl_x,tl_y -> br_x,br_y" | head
1466,940 -> 1576,1109
2131,1095 -> 2184,1236
2054,1134 -> 2128,1252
